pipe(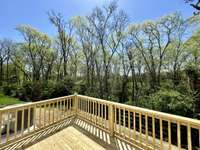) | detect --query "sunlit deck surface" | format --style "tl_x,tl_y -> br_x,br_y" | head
25,118 -> 138,150
26,126 -> 106,150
